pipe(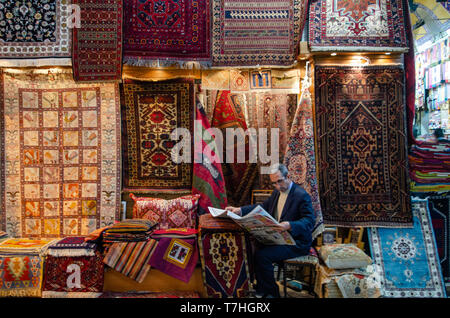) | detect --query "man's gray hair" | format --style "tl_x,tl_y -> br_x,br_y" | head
269,163 -> 289,177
